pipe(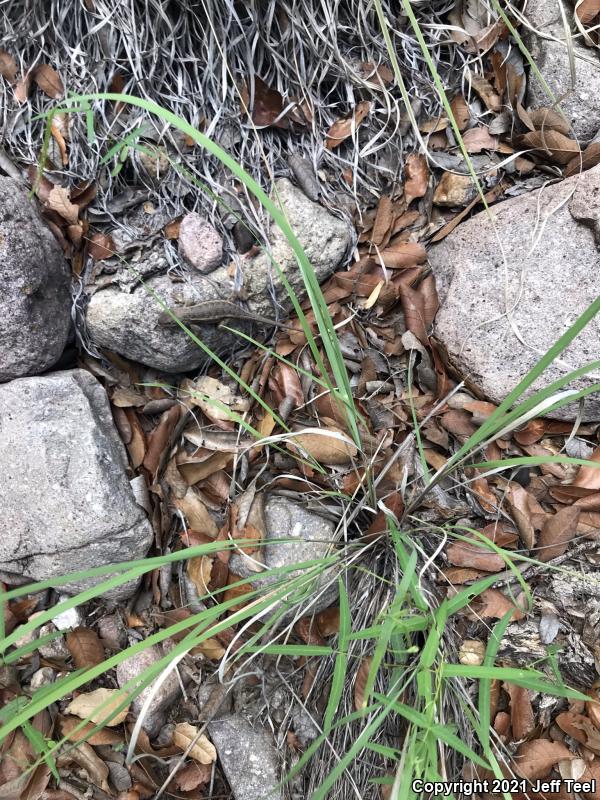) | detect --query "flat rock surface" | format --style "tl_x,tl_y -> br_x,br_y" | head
85,179 -> 353,372
0,369 -> 153,596
229,495 -> 338,616
524,0 -> 600,141
0,176 -> 71,381
430,165 -> 600,420
116,645 -> 183,737
208,714 -> 282,800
